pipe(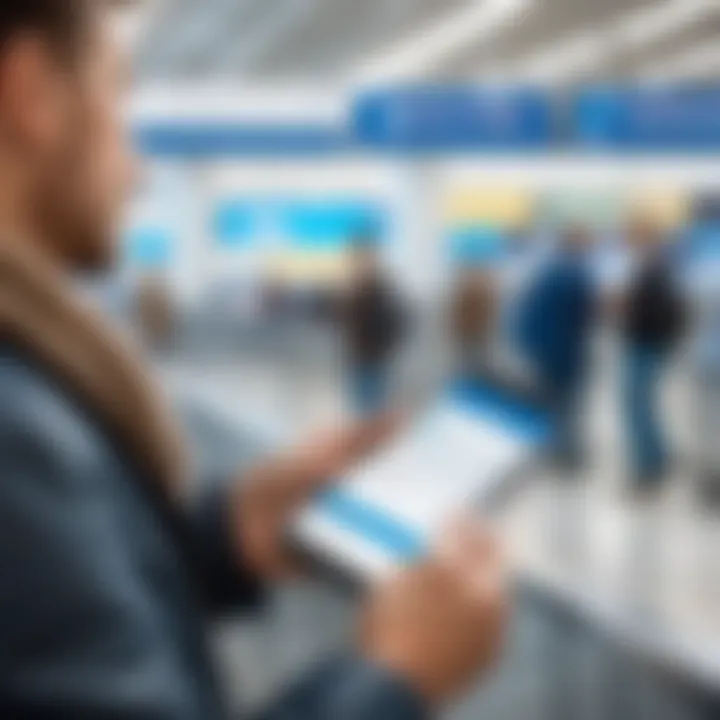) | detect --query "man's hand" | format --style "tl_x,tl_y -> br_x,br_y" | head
361,522 -> 507,706
235,413 -> 399,580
